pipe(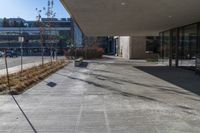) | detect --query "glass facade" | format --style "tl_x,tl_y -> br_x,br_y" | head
171,29 -> 178,66
160,22 -> 200,67
160,31 -> 170,65
0,28 -> 72,56
0,18 -> 83,56
146,36 -> 160,54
